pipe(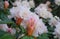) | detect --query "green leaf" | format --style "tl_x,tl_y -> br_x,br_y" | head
0,20 -> 14,24
0,30 -> 7,37
37,33 -> 49,39
19,26 -> 26,34
21,36 -> 34,39
0,30 -> 15,39
0,13 -> 14,24
0,34 -> 15,39
4,9 -> 11,15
